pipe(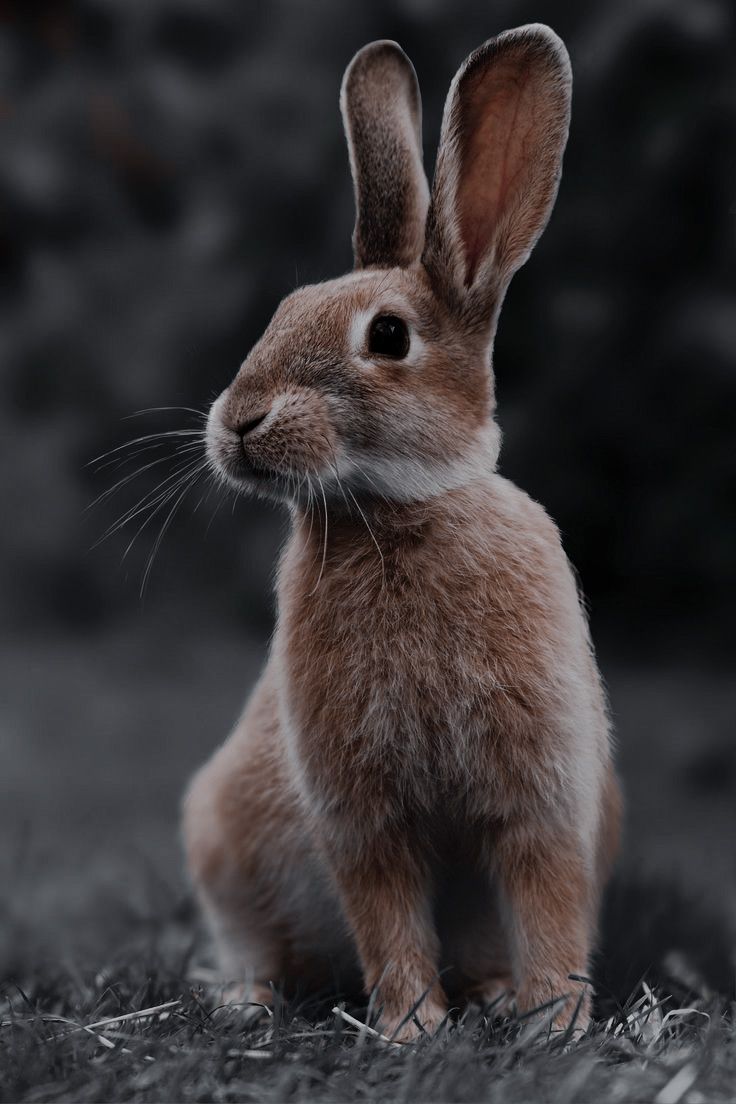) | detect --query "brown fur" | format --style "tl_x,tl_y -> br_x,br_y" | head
182,24 -> 621,1041
341,41 -> 429,269
424,28 -> 571,303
